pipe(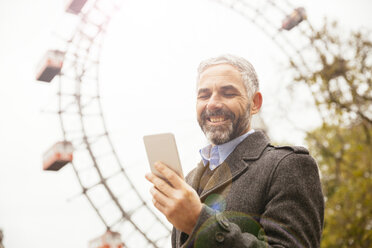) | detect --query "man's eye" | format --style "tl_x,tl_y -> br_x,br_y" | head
224,93 -> 236,97
198,95 -> 209,99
